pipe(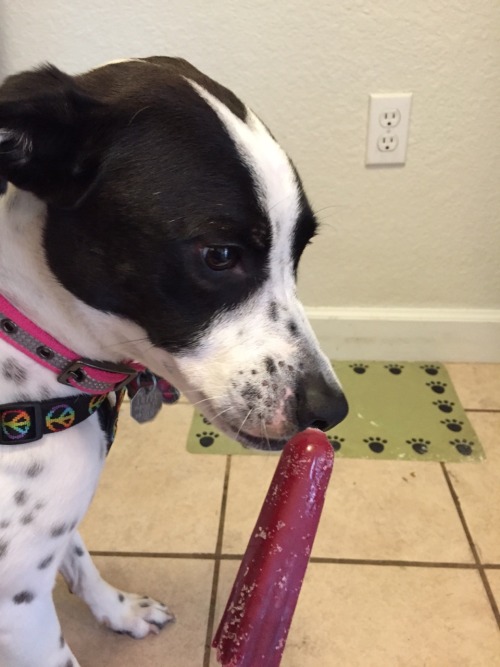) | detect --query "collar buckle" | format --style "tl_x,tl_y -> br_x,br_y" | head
58,358 -> 139,392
